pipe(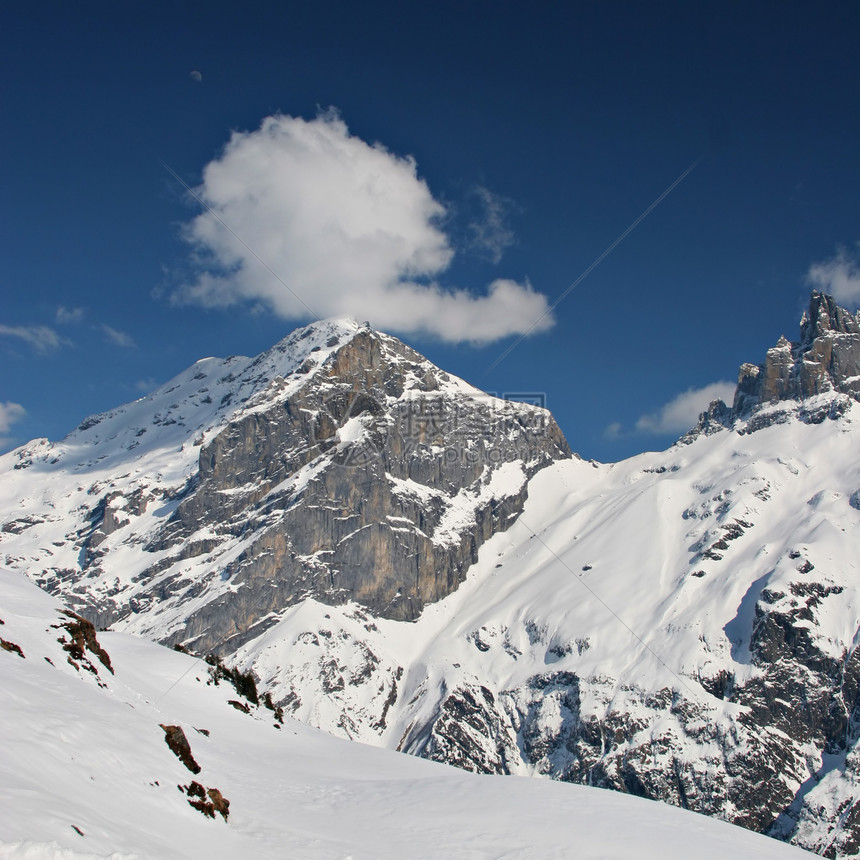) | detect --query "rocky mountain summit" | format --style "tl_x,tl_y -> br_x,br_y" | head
737,290 -> 860,408
5,293 -> 860,856
0,318 -> 569,654
688,290 -> 860,440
